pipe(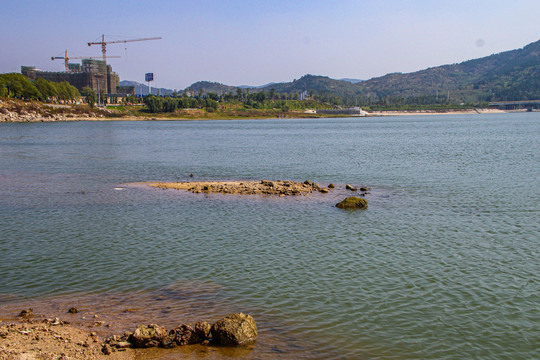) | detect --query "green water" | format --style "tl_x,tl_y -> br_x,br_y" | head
0,114 -> 538,359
